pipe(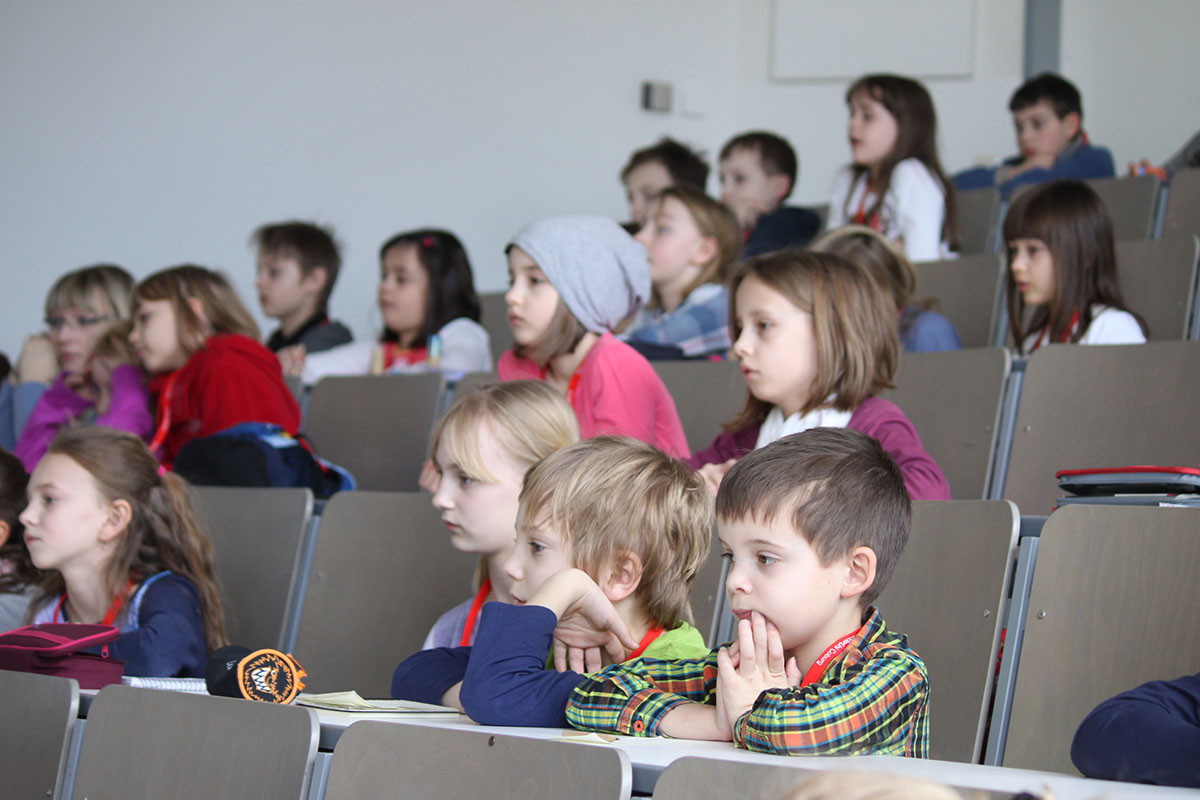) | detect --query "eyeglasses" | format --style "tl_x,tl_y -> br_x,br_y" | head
45,314 -> 111,331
